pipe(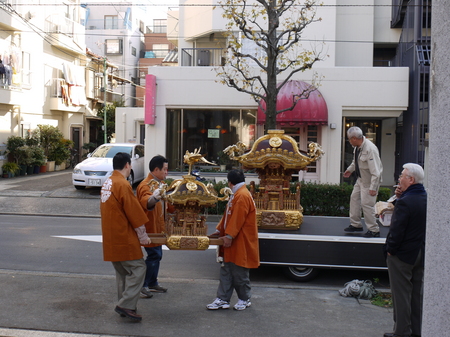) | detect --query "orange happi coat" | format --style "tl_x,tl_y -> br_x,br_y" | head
136,173 -> 175,248
217,184 -> 260,269
100,171 -> 148,262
